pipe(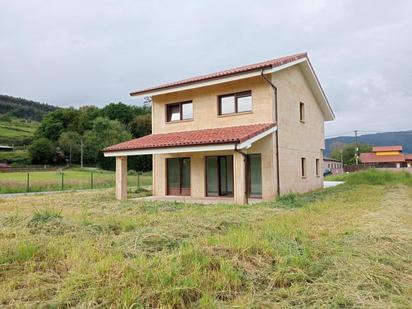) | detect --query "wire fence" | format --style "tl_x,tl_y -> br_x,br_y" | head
0,170 -> 151,194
